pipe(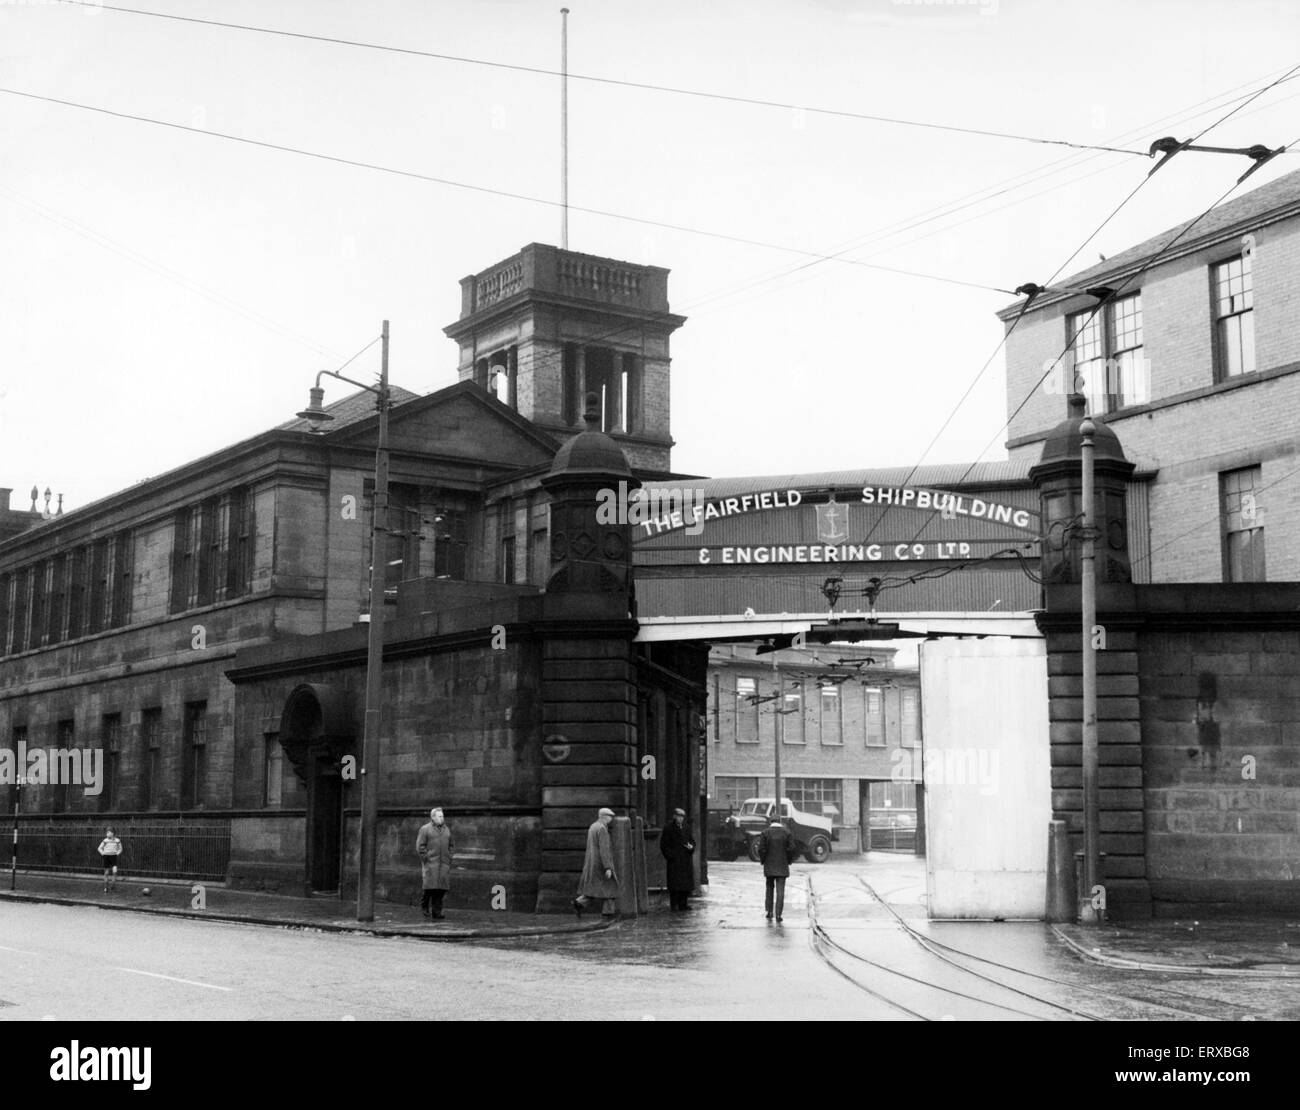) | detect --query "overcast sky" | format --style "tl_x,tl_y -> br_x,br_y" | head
3,0 -> 1298,513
